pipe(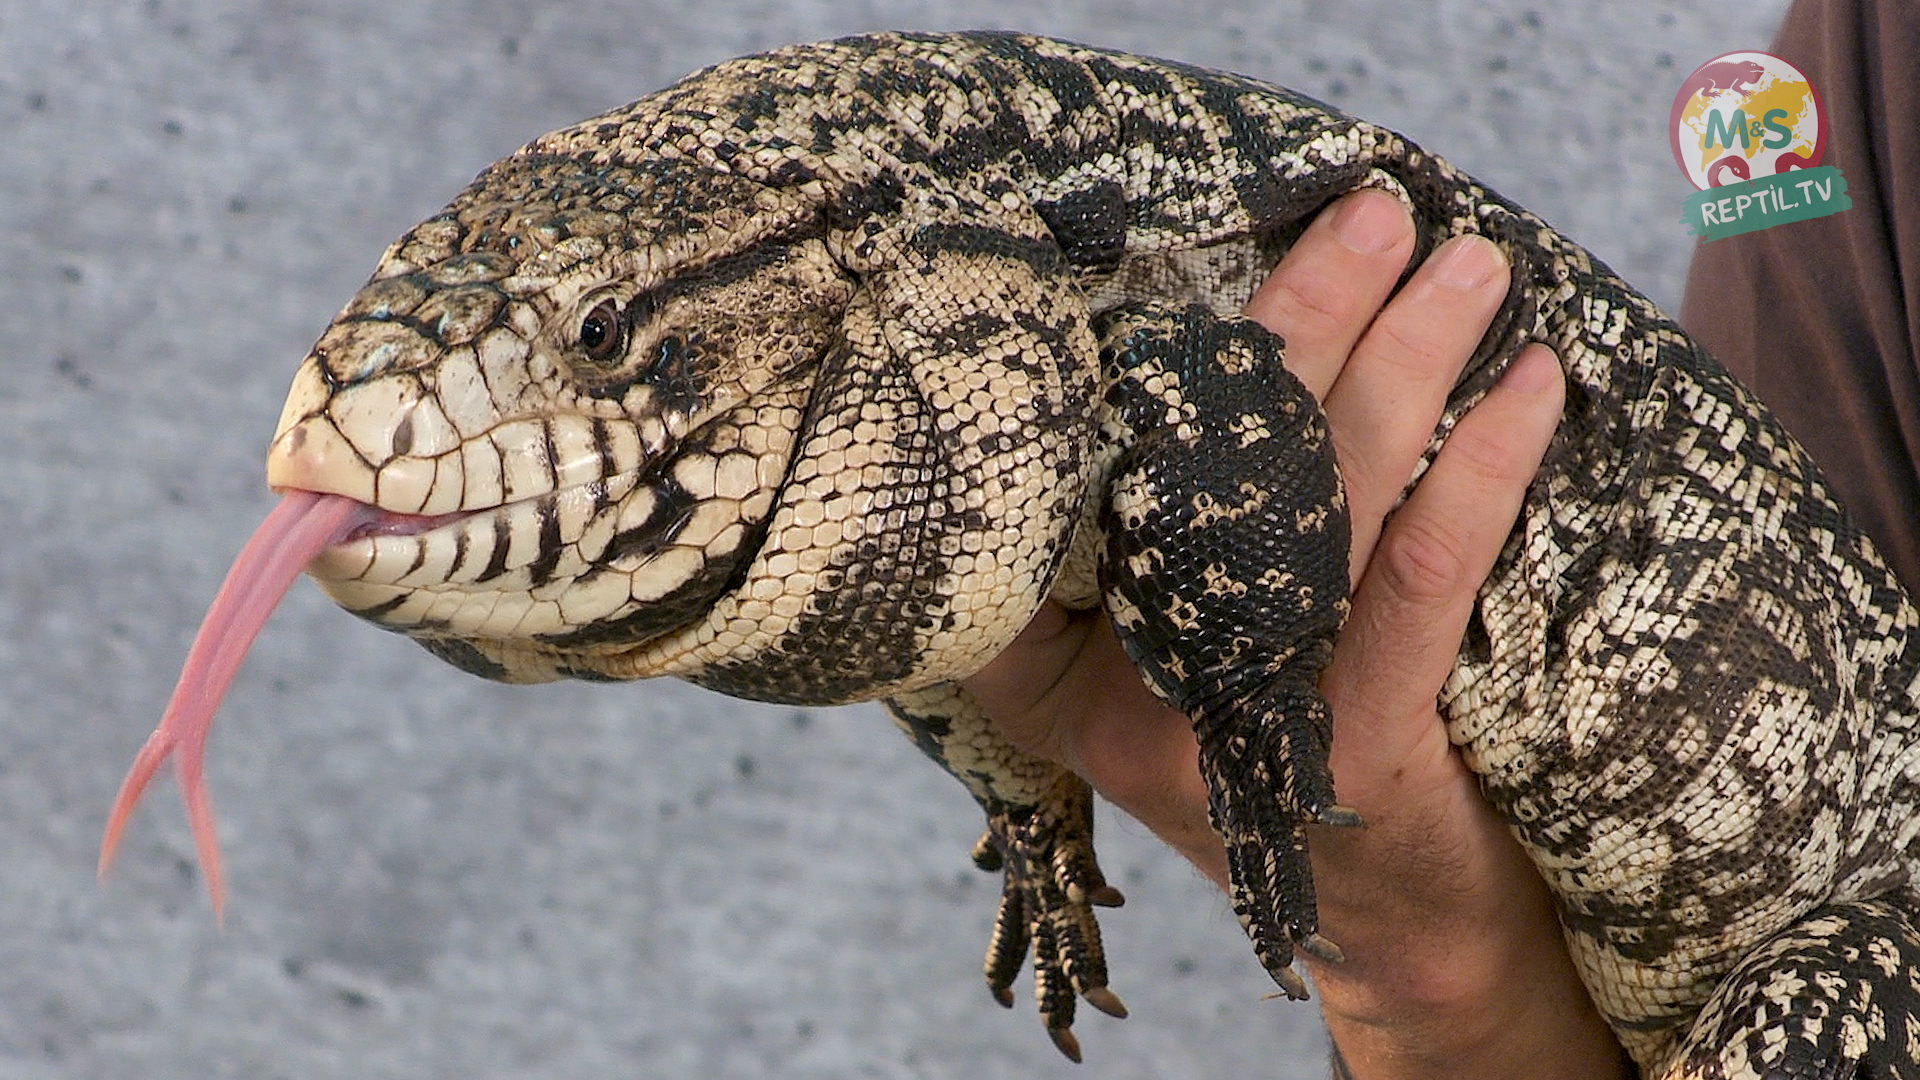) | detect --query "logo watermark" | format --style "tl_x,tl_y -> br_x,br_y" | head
1669,51 -> 1850,240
